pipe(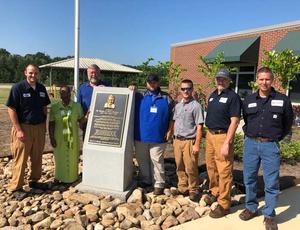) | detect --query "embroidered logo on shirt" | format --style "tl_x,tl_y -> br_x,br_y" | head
23,93 -> 31,98
209,98 -> 214,102
219,97 -> 228,103
271,100 -> 284,107
248,103 -> 257,108
39,92 -> 46,97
